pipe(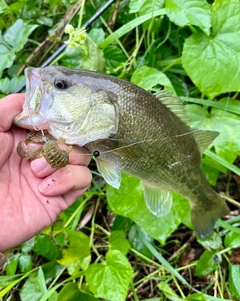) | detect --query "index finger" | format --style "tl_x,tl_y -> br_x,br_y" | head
0,94 -> 25,132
